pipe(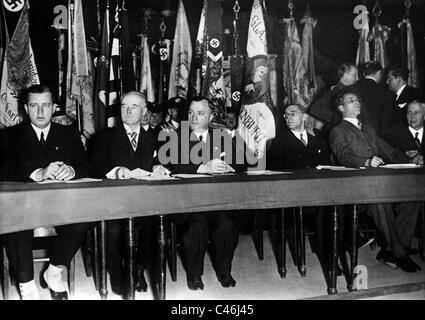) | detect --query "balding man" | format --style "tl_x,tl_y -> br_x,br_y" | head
167,97 -> 245,291
386,101 -> 424,159
90,91 -> 168,296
